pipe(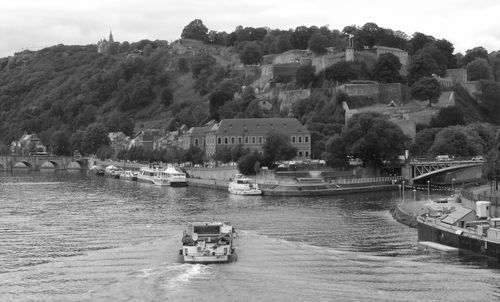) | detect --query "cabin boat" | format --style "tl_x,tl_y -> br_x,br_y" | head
179,221 -> 237,264
163,165 -> 188,187
120,170 -> 138,181
228,174 -> 261,195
